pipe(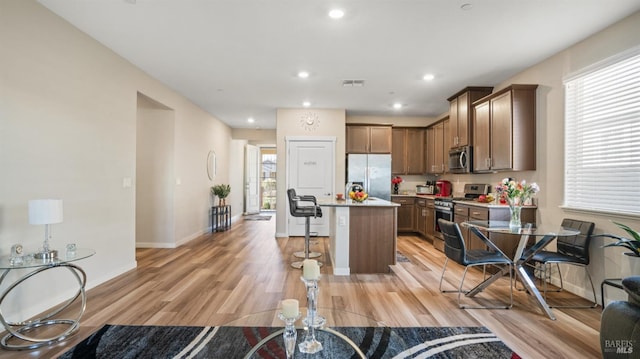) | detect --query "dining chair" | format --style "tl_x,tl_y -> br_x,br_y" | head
438,219 -> 513,309
529,218 -> 597,308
